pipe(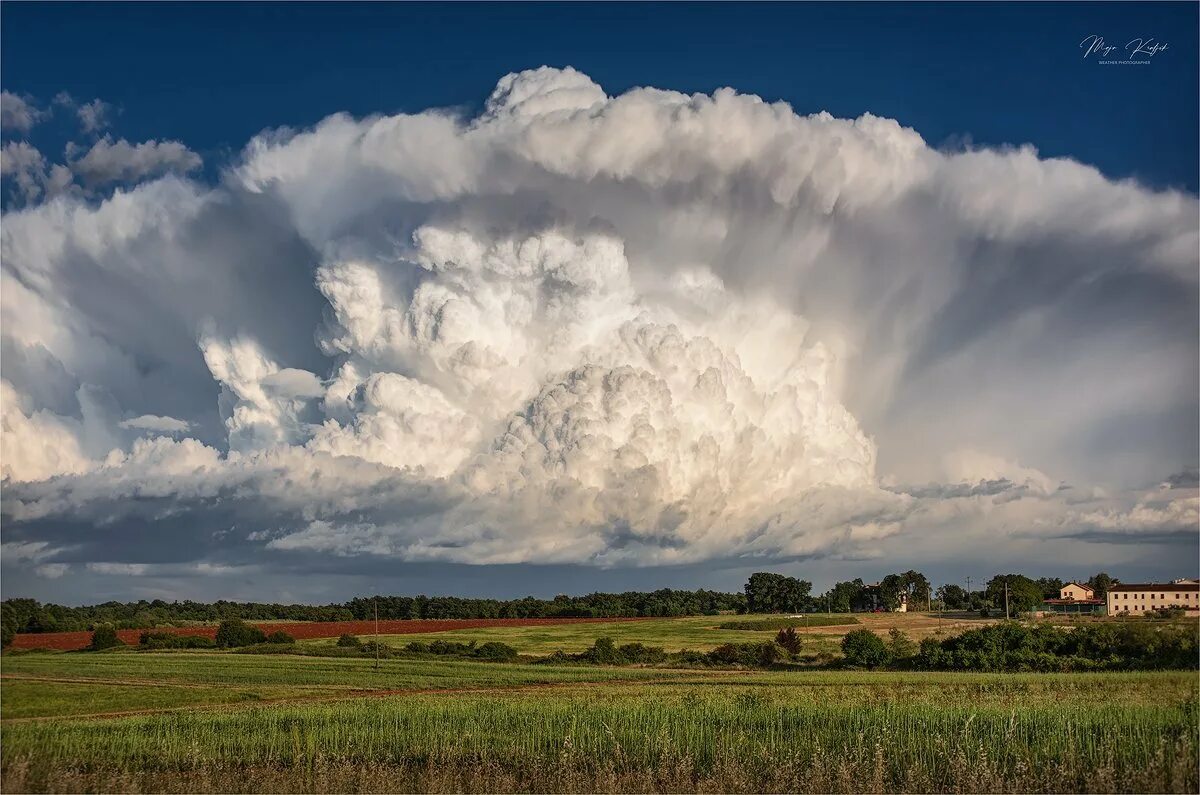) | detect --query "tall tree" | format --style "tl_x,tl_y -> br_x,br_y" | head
744,573 -> 813,613
936,583 -> 968,610
985,574 -> 1044,617
1034,577 -> 1065,600
1086,572 -> 1117,599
